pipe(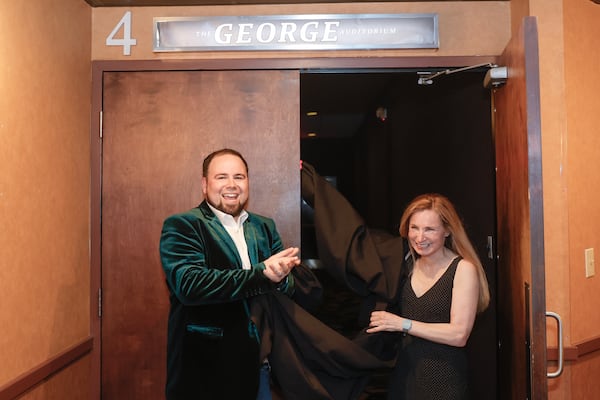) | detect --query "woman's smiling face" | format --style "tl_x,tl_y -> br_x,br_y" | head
407,209 -> 449,257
